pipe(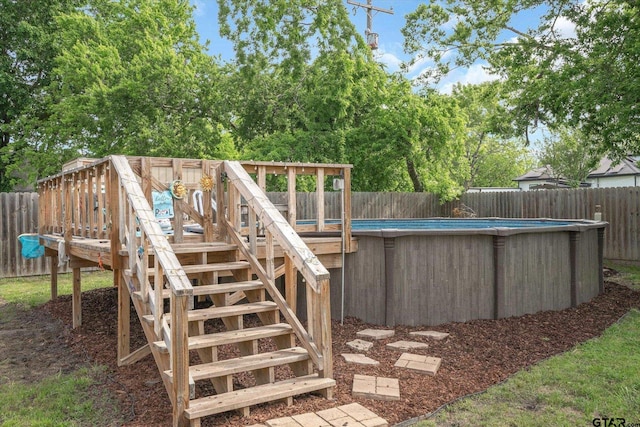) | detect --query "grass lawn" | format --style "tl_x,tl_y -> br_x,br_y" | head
414,264 -> 640,426
0,367 -> 123,426
0,270 -> 114,307
0,270 -> 120,426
